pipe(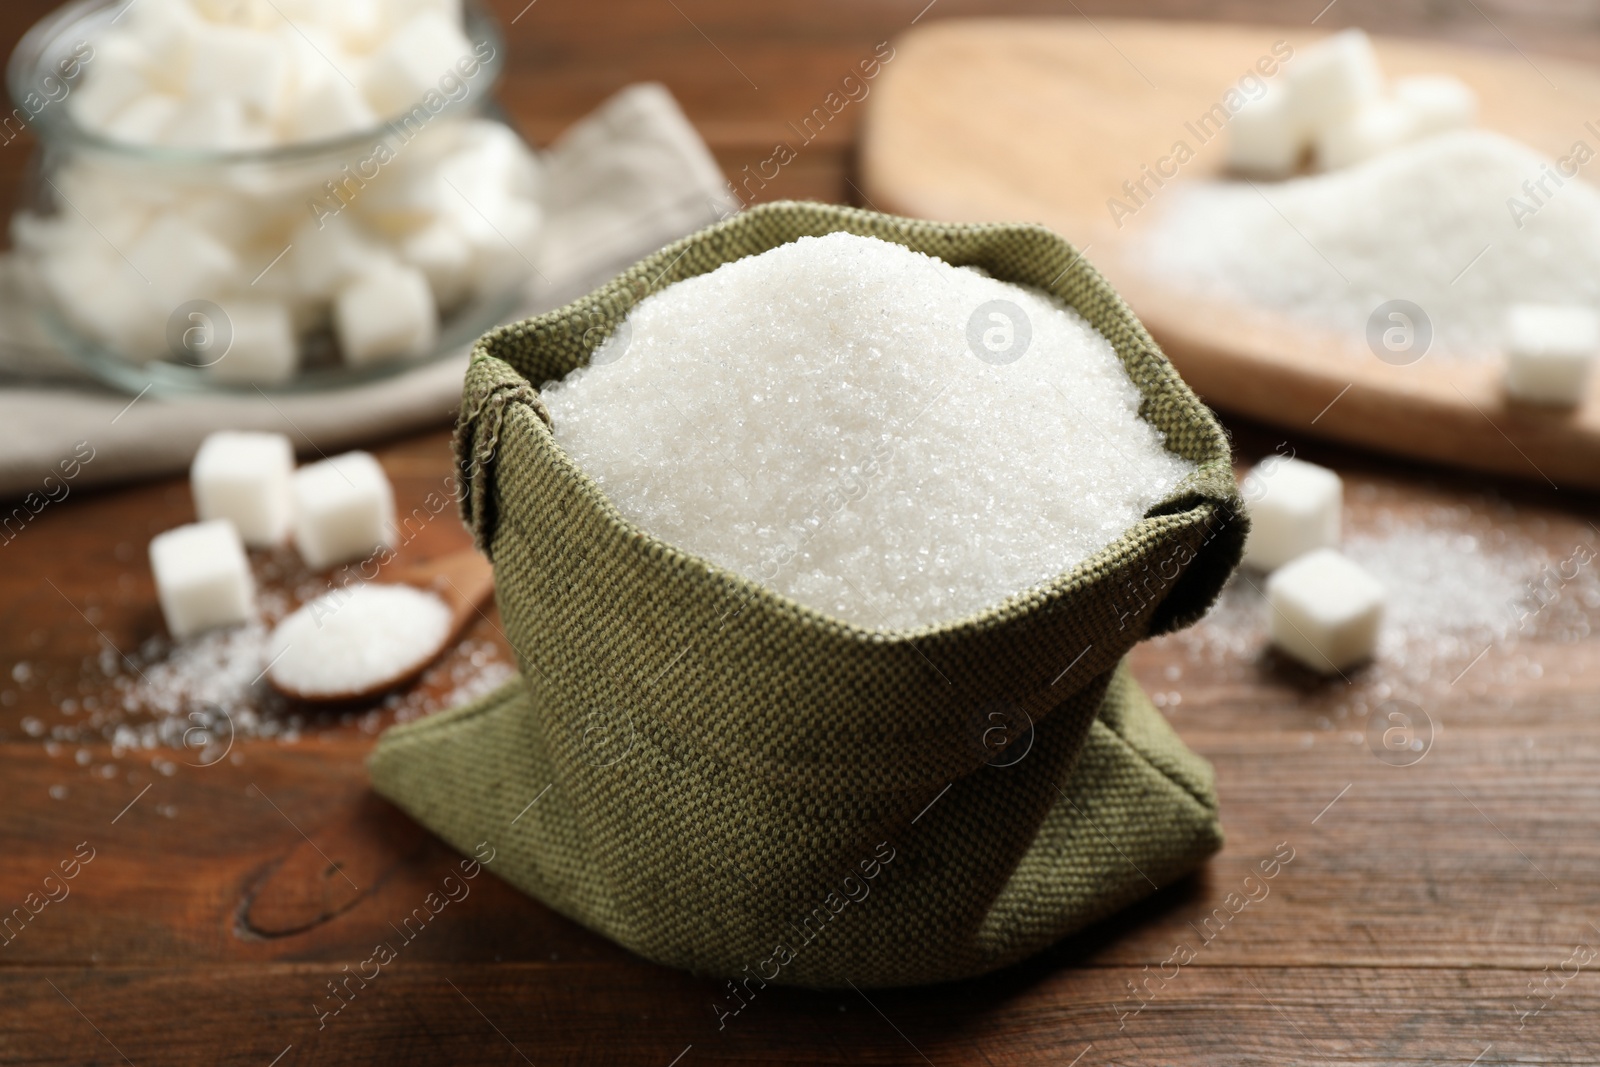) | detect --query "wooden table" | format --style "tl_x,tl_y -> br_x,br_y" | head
4,1 -> 1600,1064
